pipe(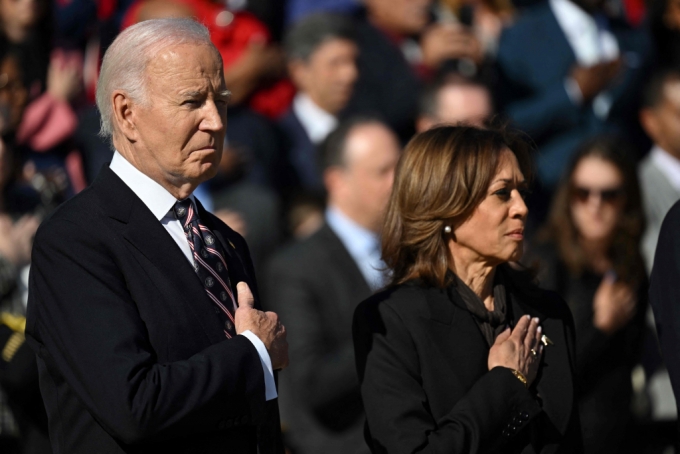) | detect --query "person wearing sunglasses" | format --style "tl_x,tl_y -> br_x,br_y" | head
528,136 -> 647,453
